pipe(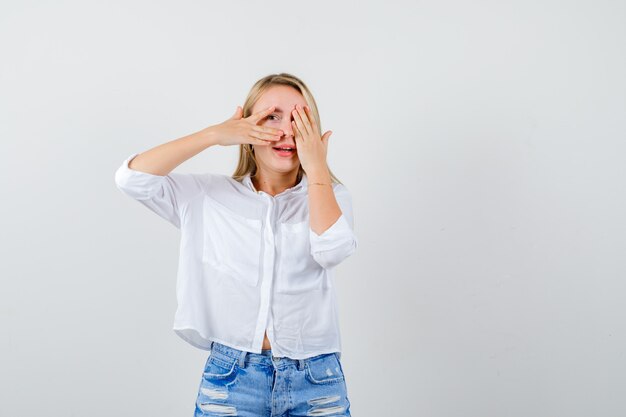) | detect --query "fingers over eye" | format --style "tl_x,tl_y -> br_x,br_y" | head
291,121 -> 301,138
303,106 -> 319,133
251,106 -> 275,122
292,107 -> 309,136
298,106 -> 313,135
